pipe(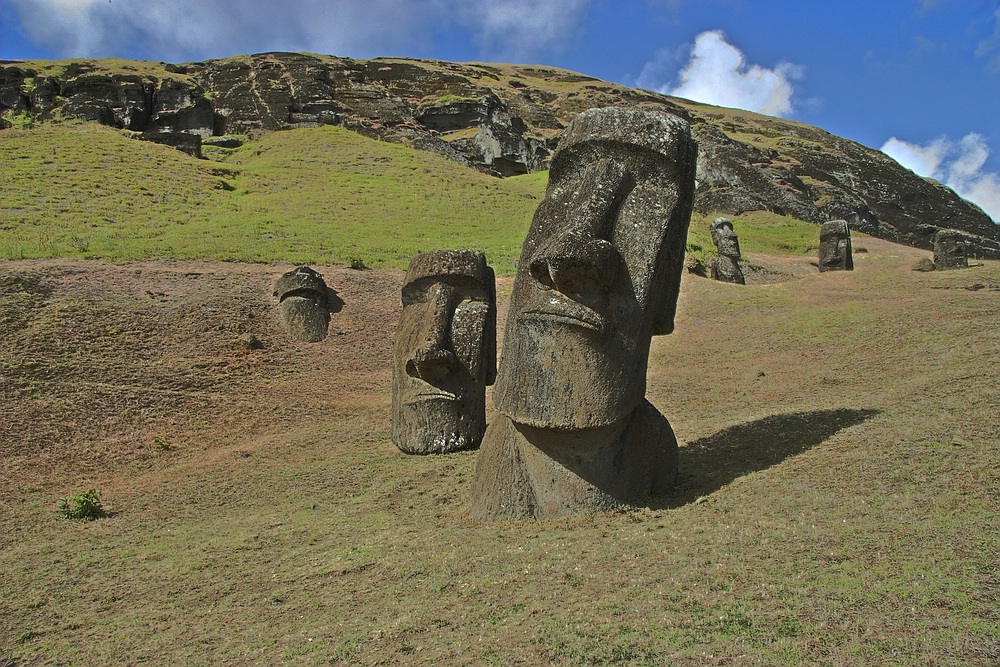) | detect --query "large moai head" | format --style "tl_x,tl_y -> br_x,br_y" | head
709,217 -> 745,284
272,266 -> 330,342
818,220 -> 854,272
472,106 -> 696,520
492,106 -> 697,430
392,250 -> 496,454
933,229 -> 969,270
